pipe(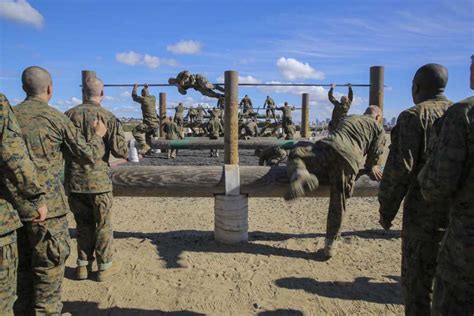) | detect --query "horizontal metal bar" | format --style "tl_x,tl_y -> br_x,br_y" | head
99,83 -> 372,88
